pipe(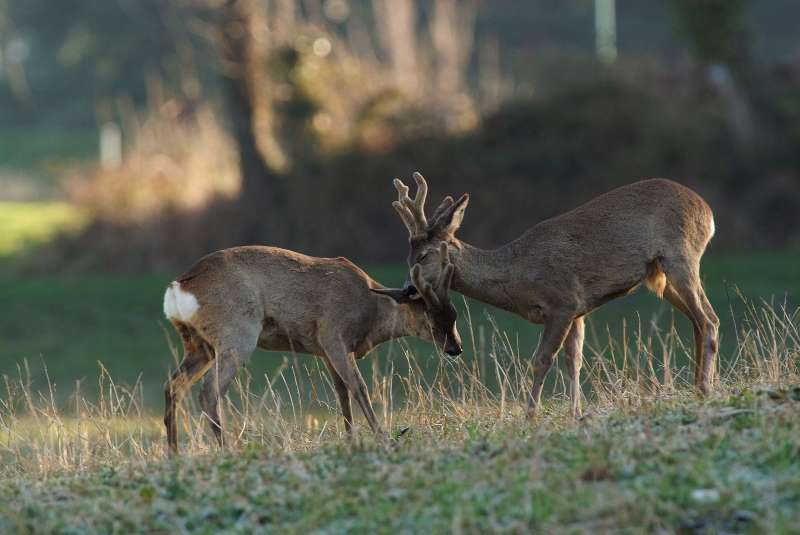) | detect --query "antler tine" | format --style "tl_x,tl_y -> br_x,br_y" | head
393,177 -> 410,200
435,242 -> 454,293
411,263 -> 440,307
438,241 -> 450,268
411,172 -> 429,222
392,200 -> 416,234
394,175 -> 428,236
392,179 -> 418,234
